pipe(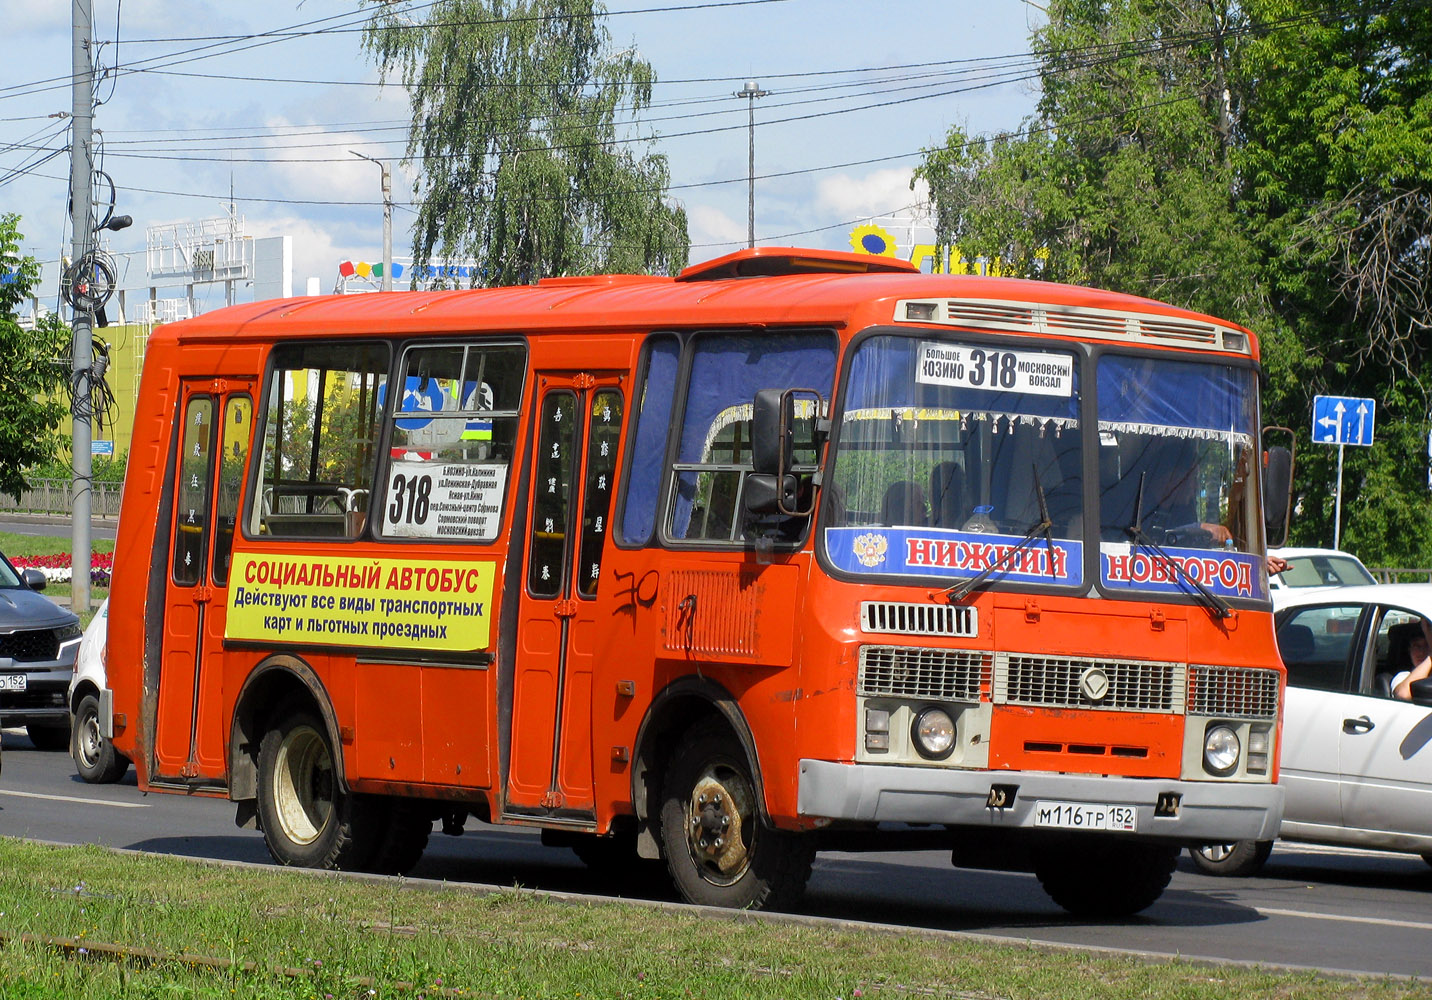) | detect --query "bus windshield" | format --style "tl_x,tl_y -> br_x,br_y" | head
1096,354 -> 1264,600
823,335 -> 1083,585
822,337 -> 1264,601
